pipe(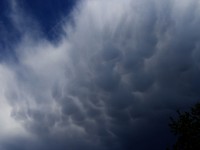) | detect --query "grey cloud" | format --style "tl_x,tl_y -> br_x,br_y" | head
1,0 -> 200,150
